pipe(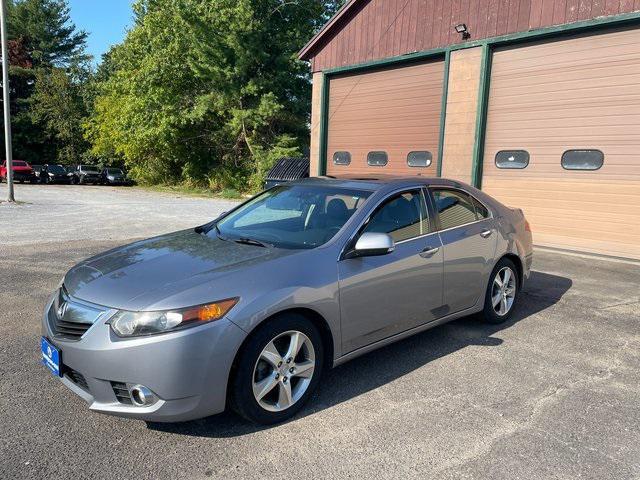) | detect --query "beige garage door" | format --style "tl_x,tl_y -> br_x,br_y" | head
482,28 -> 640,259
326,59 -> 444,177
